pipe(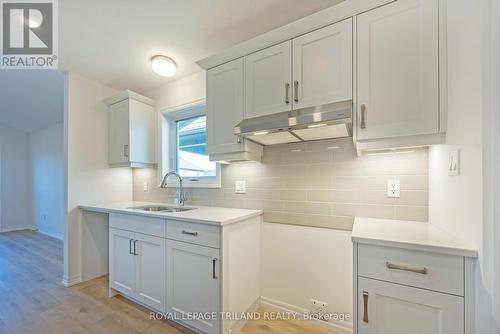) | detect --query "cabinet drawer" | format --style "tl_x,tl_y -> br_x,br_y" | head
166,220 -> 220,249
357,244 -> 464,296
109,213 -> 165,237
